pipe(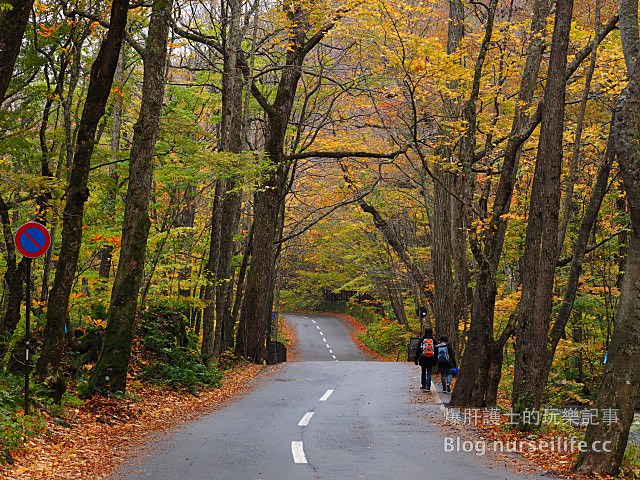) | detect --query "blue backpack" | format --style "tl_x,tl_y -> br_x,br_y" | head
437,344 -> 450,364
